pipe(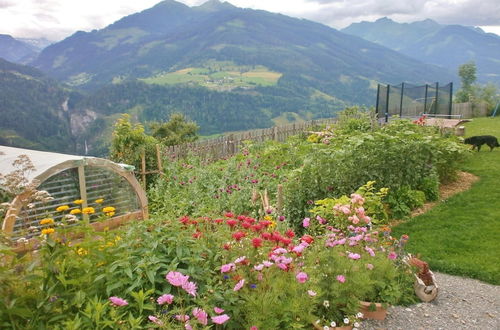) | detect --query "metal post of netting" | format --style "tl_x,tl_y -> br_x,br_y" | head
424,84 -> 428,114
399,82 -> 405,118
435,82 -> 439,115
385,84 -> 390,123
448,82 -> 453,118
375,84 -> 380,118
